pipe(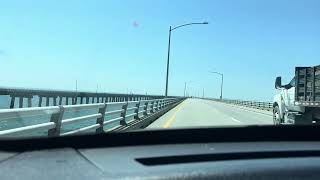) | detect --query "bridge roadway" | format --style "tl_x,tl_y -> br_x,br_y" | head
148,98 -> 273,129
